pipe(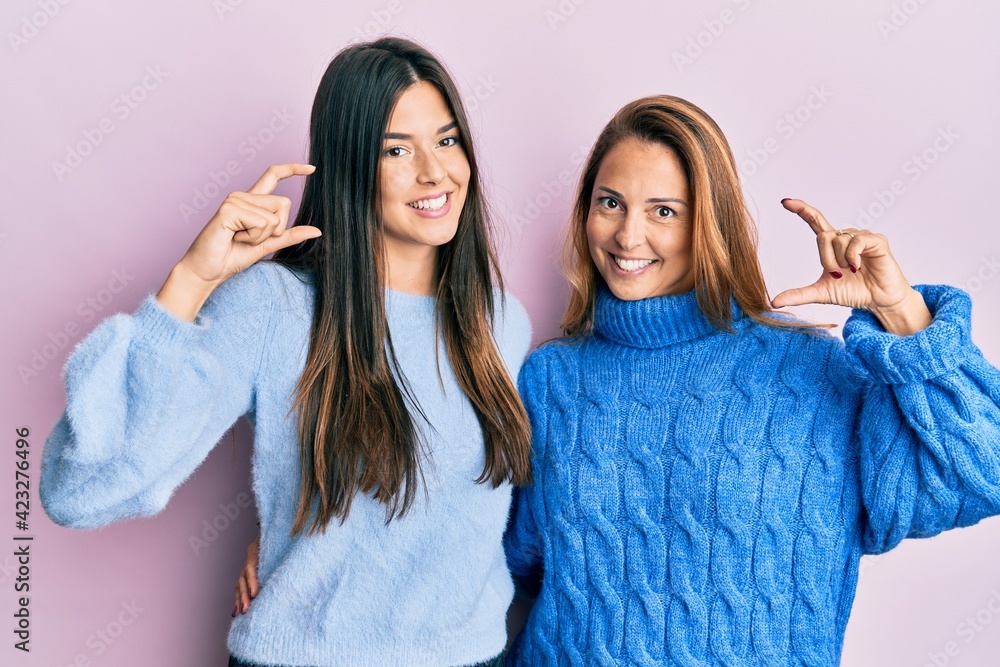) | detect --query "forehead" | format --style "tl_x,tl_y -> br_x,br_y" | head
386,81 -> 454,133
596,138 -> 688,197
